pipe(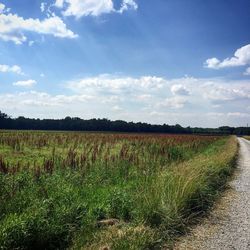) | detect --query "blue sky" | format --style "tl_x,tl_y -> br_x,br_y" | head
0,0 -> 250,127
